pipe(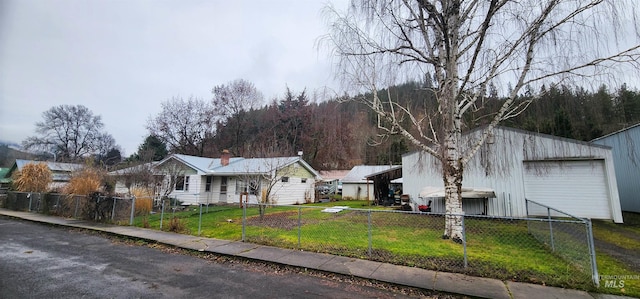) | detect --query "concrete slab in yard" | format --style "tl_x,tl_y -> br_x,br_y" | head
317,255 -> 382,277
237,246 -> 295,262
507,281 -> 594,299
436,271 -> 510,299
370,263 -> 436,290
